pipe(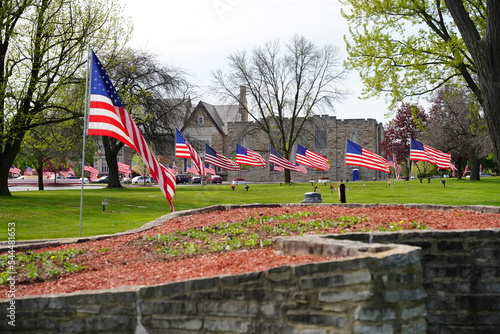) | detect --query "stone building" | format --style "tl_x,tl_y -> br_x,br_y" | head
180,88 -> 385,183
